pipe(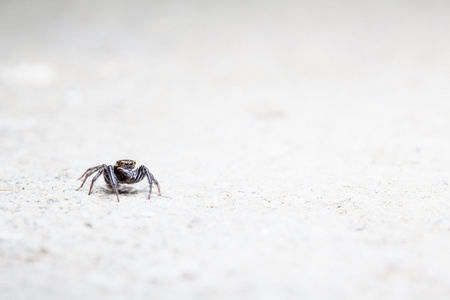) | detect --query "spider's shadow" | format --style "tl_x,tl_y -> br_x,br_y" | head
99,185 -> 143,195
